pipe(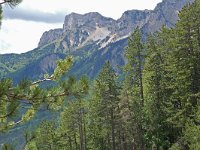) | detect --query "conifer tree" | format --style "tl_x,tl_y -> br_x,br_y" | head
167,1 -> 200,148
58,76 -> 89,150
124,27 -> 145,107
123,27 -> 146,149
87,61 -> 120,150
143,30 -> 175,149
